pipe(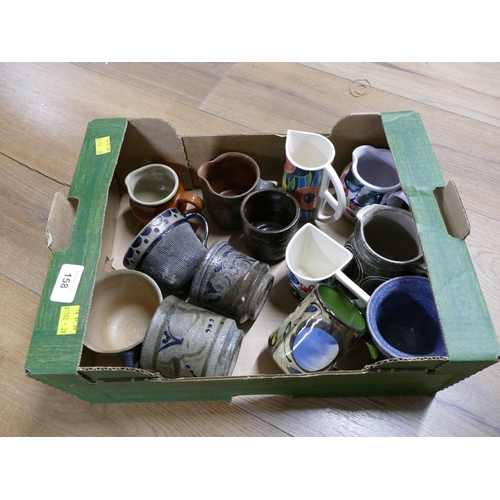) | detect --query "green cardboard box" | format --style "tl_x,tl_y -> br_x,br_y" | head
24,111 -> 500,403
